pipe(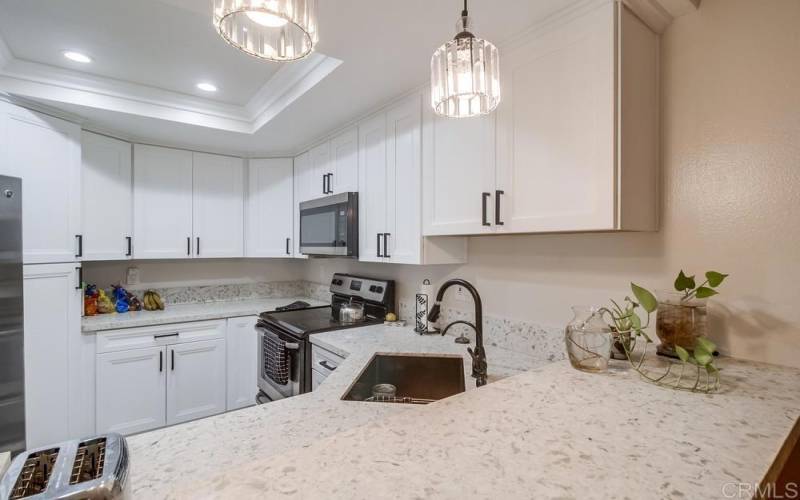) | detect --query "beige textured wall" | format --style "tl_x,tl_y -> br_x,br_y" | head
306,0 -> 800,368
